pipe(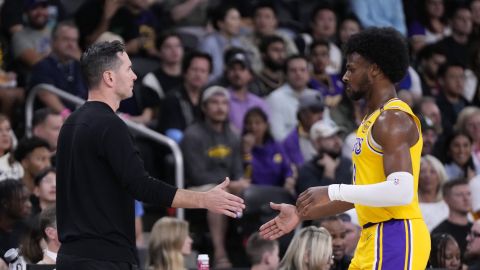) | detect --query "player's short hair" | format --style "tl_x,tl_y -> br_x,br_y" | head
344,27 -> 409,83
